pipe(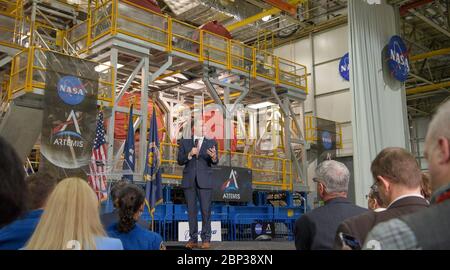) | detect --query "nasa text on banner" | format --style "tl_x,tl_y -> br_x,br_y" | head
41,51 -> 99,177
212,166 -> 252,202
316,118 -> 337,163
386,35 -> 410,82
